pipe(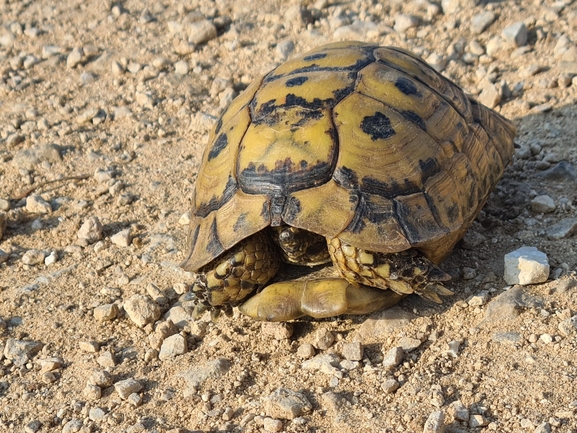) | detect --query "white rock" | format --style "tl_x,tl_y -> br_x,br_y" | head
178,211 -> 191,225
114,378 -> 143,399
502,22 -> 528,47
67,47 -> 84,68
423,410 -> 444,433
159,334 -> 187,360
504,246 -> 549,285
22,249 -> 46,265
393,14 -> 420,33
110,228 -> 132,247
26,195 -> 52,214
174,60 -> 189,75
531,195 -> 556,213
77,217 -> 103,243
124,294 -> 161,327
382,346 -> 404,370
44,251 -> 57,265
